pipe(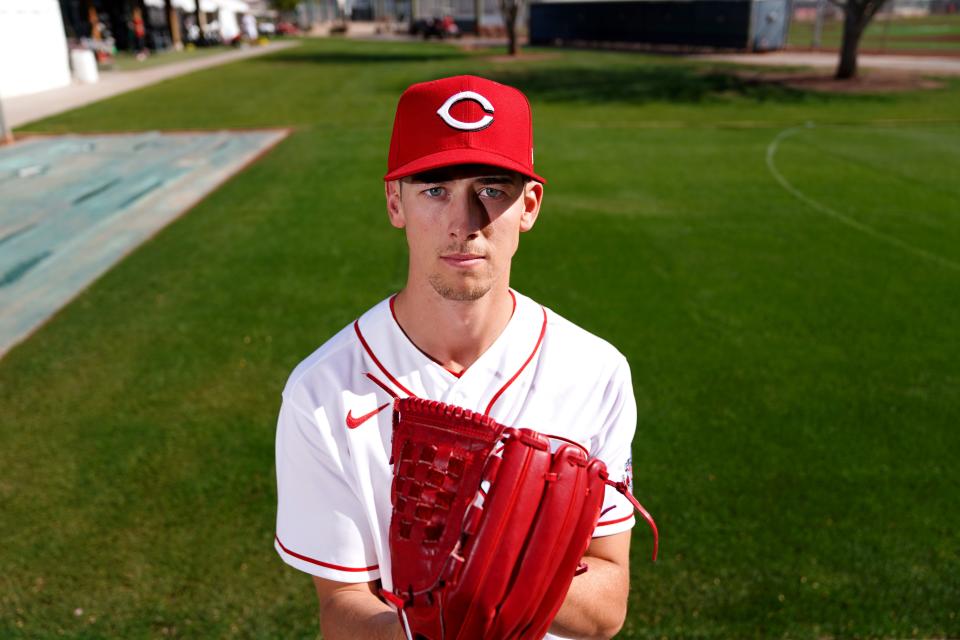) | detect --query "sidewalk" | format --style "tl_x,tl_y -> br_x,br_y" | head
5,40 -> 299,129
691,51 -> 960,75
